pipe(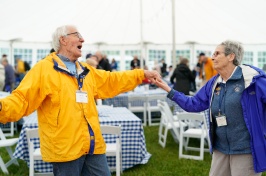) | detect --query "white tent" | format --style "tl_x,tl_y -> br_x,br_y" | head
1,0 -> 266,45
